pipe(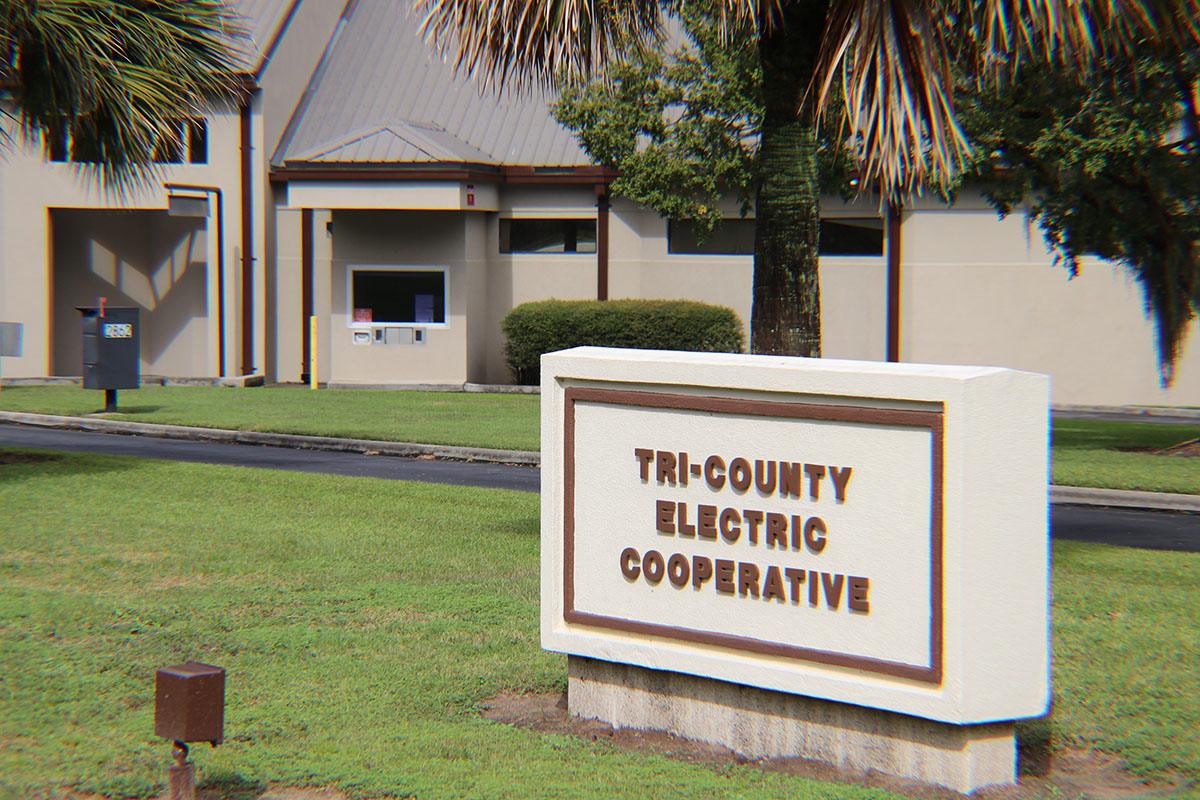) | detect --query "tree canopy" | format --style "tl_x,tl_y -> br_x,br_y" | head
422,0 -> 1200,362
1,0 -> 245,192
